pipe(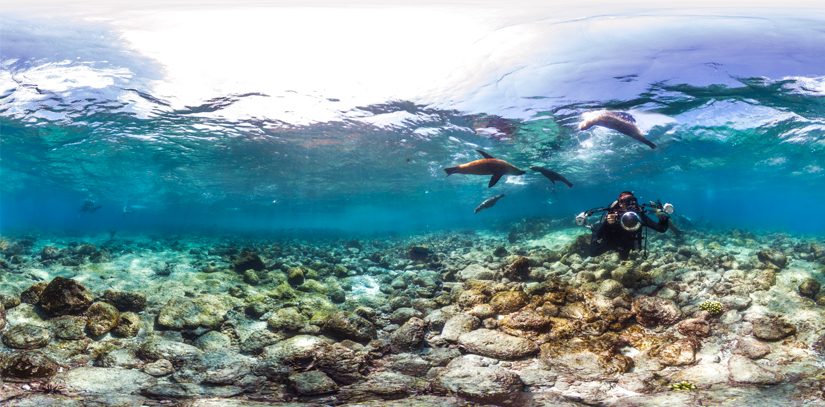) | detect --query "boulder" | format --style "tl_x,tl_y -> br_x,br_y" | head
86,302 -> 120,336
728,355 -> 782,384
632,296 -> 682,327
157,295 -> 230,330
539,336 -> 631,380
2,323 -> 51,349
437,365 -> 524,405
670,363 -> 730,386
751,316 -> 796,341
322,311 -> 376,342
489,291 -> 529,314
389,317 -> 427,353
659,338 -> 698,366
113,312 -> 142,338
288,371 -> 338,395
39,277 -> 94,315
234,251 -> 265,272
757,249 -> 787,269
102,289 -> 147,312
441,313 -> 480,342
733,337 -> 771,359
459,264 -> 495,281
457,329 -> 539,360
51,366 -> 158,394
0,350 -> 59,382
799,278 -> 821,299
